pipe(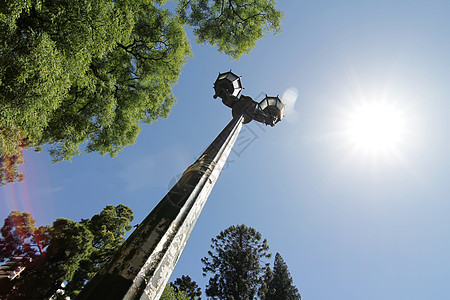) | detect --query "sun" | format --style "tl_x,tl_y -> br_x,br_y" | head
344,102 -> 407,153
